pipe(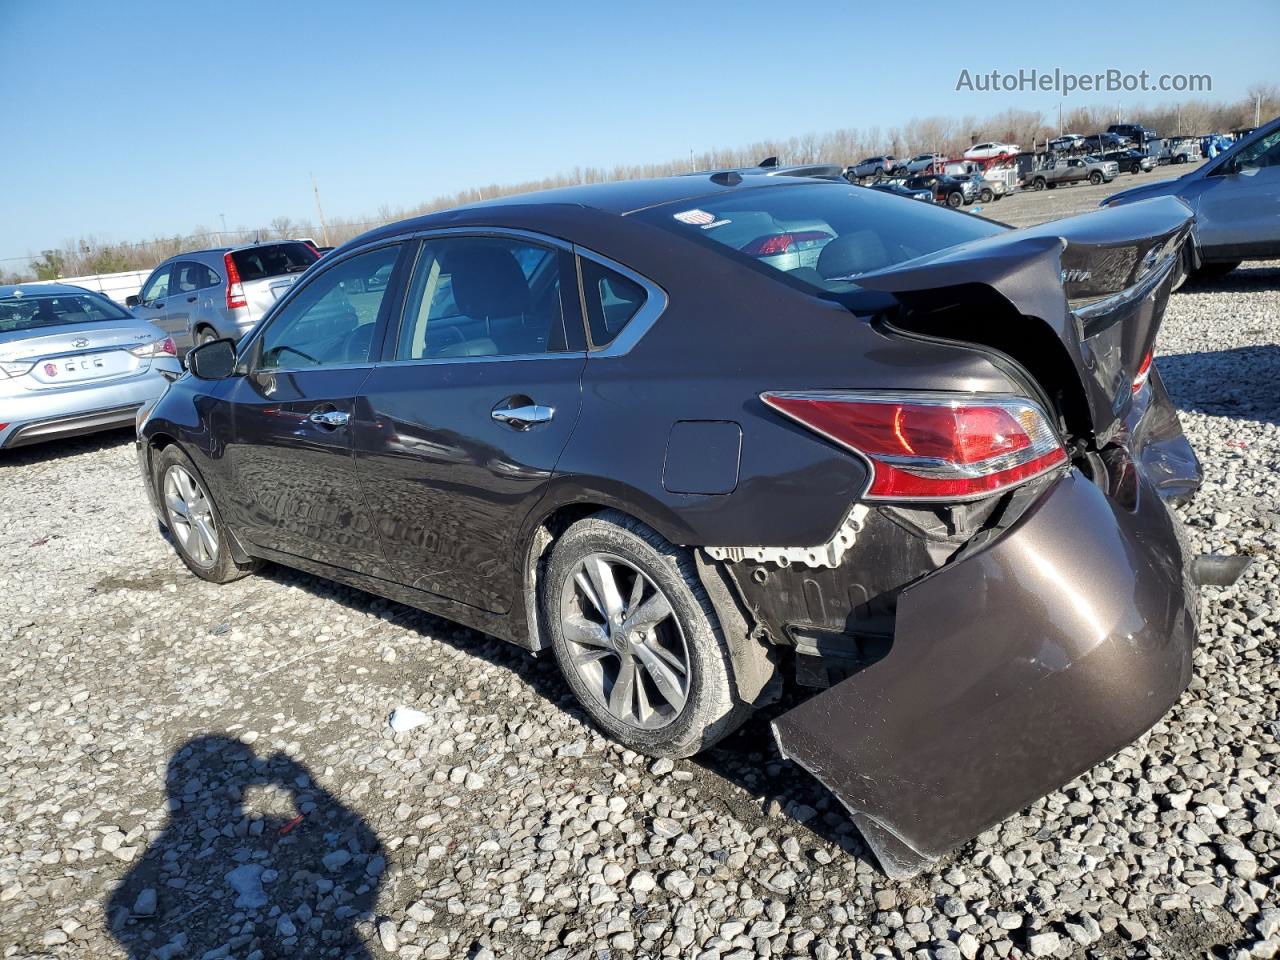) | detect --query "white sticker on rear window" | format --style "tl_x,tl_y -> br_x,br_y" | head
673,209 -> 715,226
